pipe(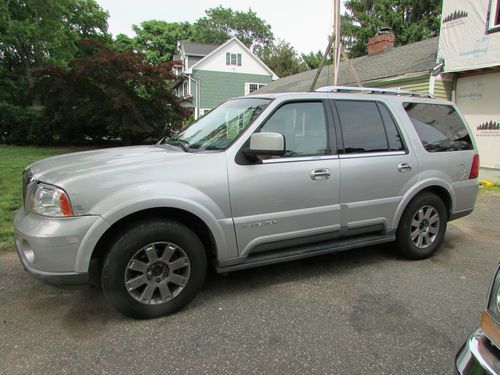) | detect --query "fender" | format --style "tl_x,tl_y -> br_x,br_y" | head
391,176 -> 455,229
74,182 -> 237,273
